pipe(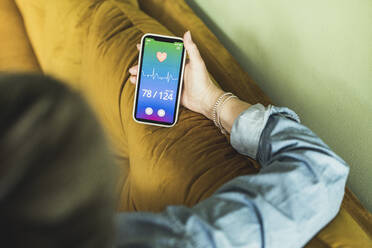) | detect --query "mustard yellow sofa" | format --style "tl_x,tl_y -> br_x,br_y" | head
1,0 -> 371,247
